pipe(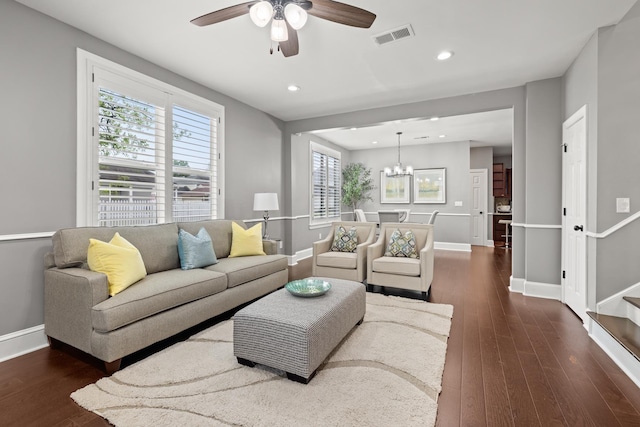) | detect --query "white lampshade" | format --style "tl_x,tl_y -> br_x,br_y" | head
270,18 -> 288,42
284,3 -> 308,30
253,193 -> 279,211
249,1 -> 273,28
